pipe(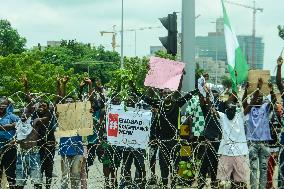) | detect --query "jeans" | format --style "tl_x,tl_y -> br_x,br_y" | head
249,142 -> 270,189
61,155 -> 83,189
16,149 -> 42,186
279,147 -> 284,189
0,145 -> 17,188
